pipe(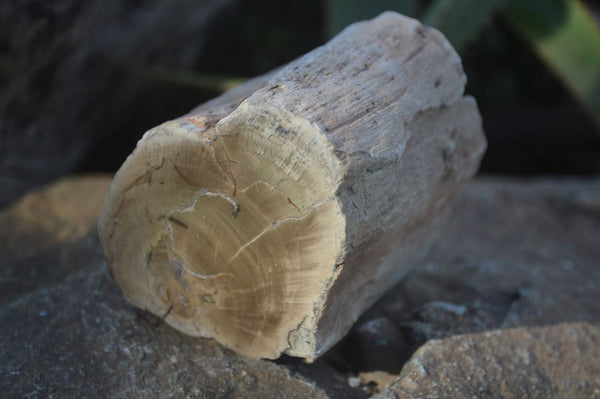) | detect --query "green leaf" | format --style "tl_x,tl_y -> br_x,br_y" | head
422,0 -> 506,52
326,0 -> 418,38
130,65 -> 246,93
503,0 -> 600,126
